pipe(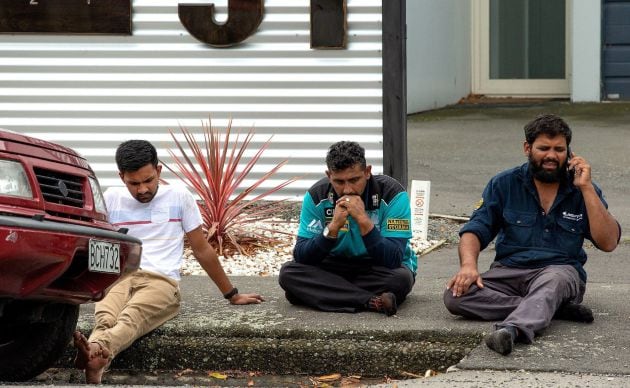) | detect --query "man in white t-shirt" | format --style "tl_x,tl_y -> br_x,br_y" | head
73,140 -> 264,384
